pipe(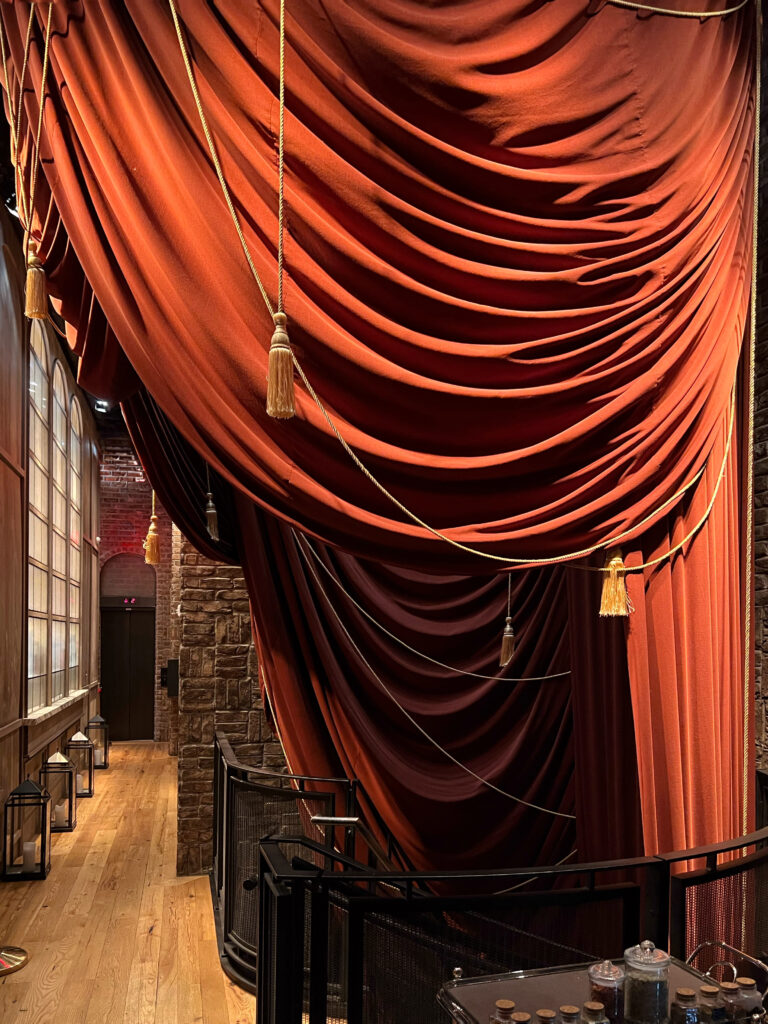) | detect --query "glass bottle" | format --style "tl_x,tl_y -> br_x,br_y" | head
537,1012 -> 557,1024
511,1013 -> 532,1024
491,1000 -> 517,1023
561,1006 -> 581,1024
721,983 -> 741,1021
625,940 -> 671,1024
735,980 -> 763,1022
583,1002 -> 609,1024
699,985 -> 727,1024
671,988 -> 699,1024
589,960 -> 626,1024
